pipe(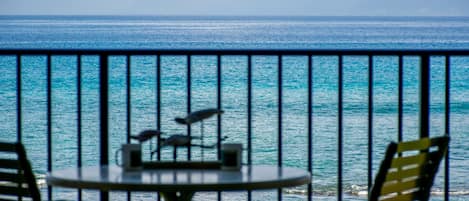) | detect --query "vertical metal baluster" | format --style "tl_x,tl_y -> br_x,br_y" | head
247,55 -> 252,165
127,55 -> 131,144
77,54 -> 83,201
419,55 -> 430,138
99,54 -> 109,201
398,55 -> 403,143
156,55 -> 162,201
217,54 -> 223,160
368,55 -> 373,191
217,54 -> 223,201
307,55 -> 313,201
16,55 -> 22,142
157,55 -> 162,162
126,55 -> 132,201
338,55 -> 343,201
247,55 -> 252,201
47,54 -> 53,201
444,55 -> 450,201
16,54 -> 23,201
277,55 -> 283,201
187,55 -> 192,161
